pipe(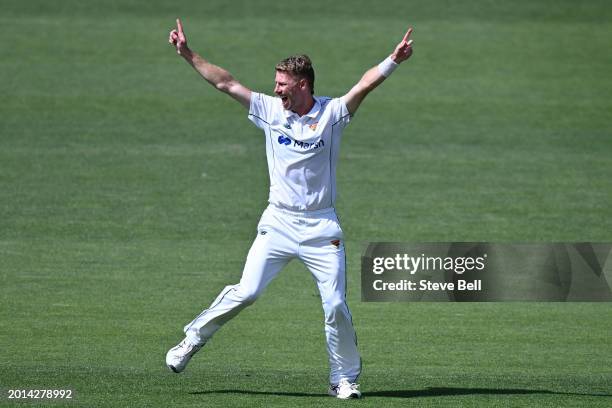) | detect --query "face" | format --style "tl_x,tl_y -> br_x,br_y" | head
274,71 -> 305,111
